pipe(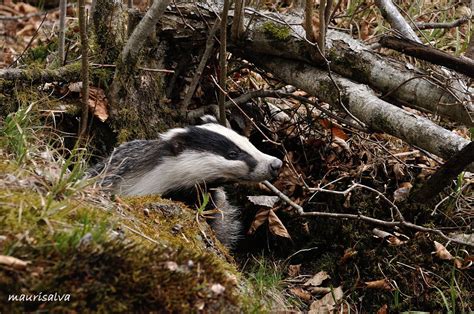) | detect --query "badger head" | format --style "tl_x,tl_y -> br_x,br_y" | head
125,116 -> 282,195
